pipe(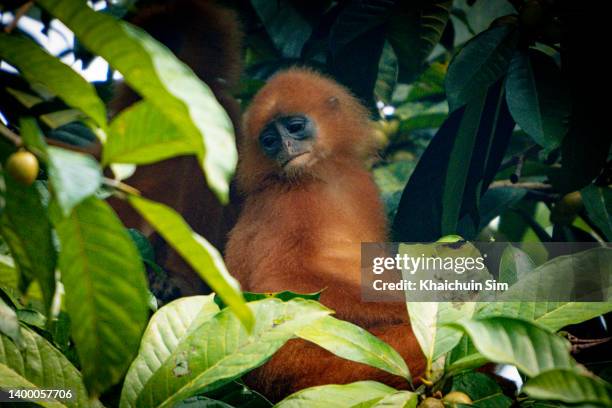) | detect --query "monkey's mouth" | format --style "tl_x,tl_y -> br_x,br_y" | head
281,152 -> 310,168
